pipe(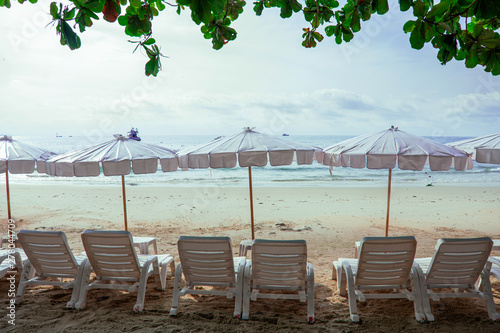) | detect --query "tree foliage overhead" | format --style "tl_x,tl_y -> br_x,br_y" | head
2,0 -> 500,76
